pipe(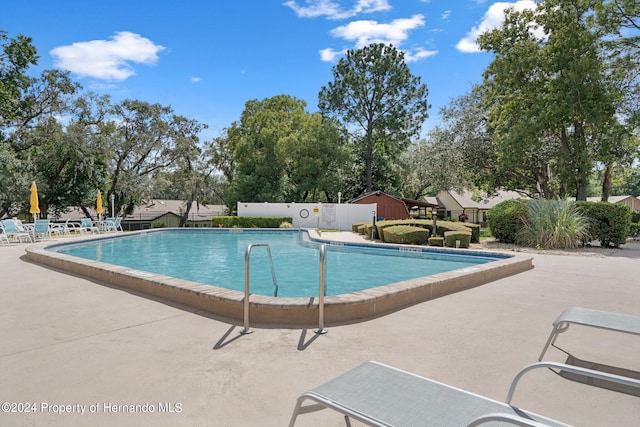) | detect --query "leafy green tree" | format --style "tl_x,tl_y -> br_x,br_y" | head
318,43 -> 430,194
102,100 -> 204,216
0,31 -> 38,128
478,1 -> 622,200
225,95 -> 346,212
